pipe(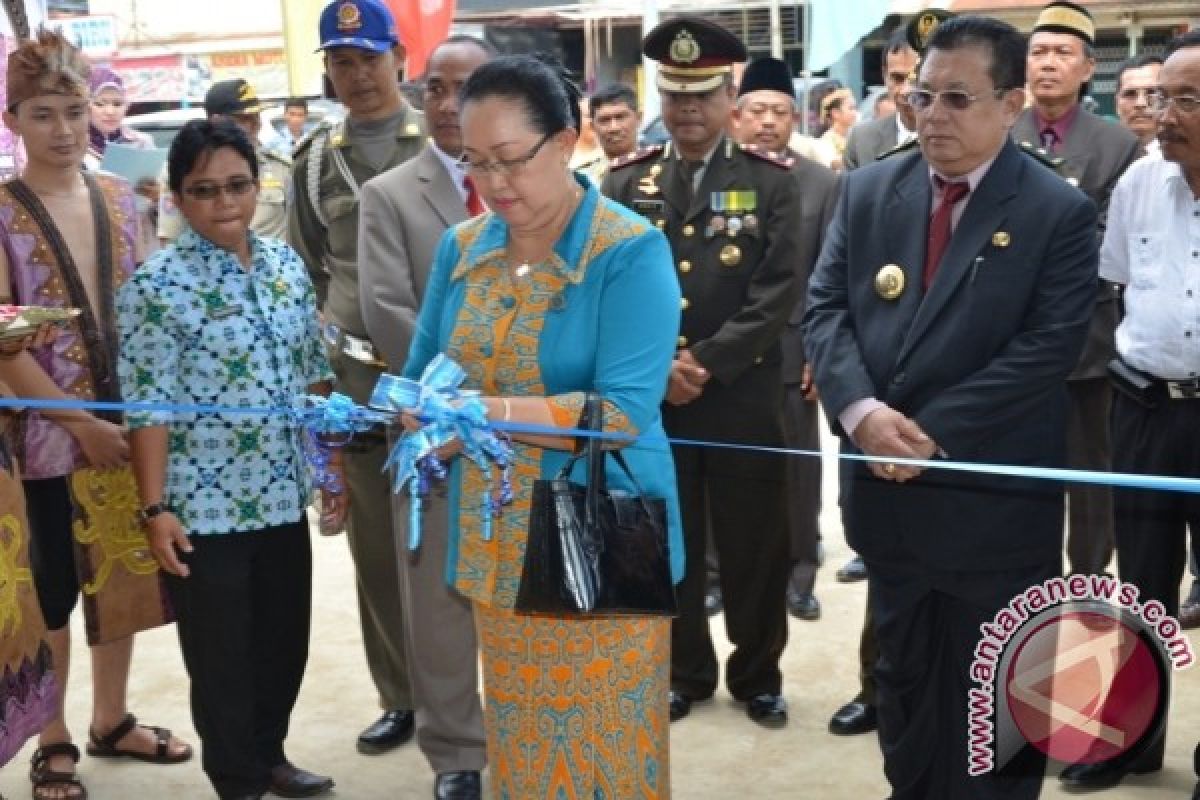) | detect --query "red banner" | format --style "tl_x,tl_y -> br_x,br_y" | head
384,0 -> 456,79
